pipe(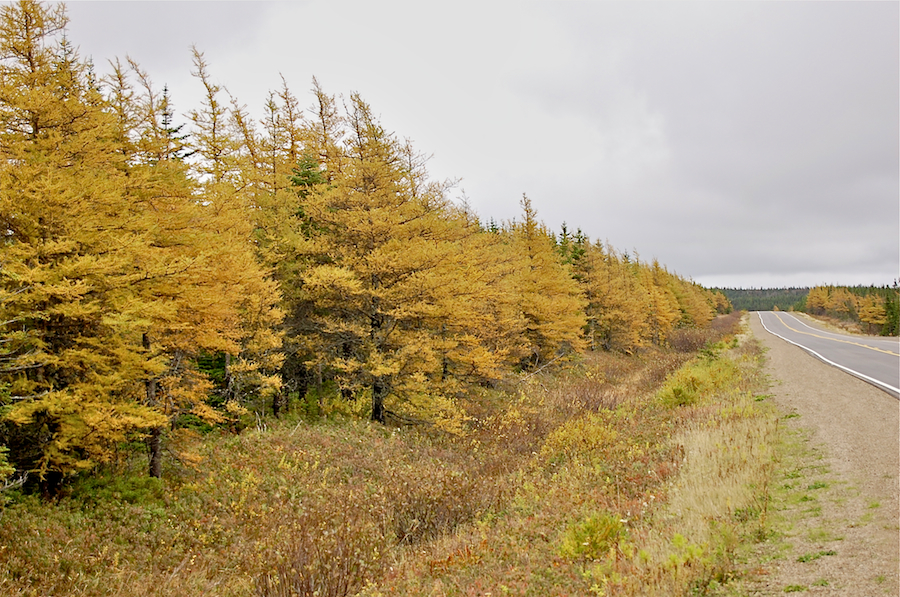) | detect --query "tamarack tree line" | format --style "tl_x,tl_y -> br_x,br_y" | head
802,284 -> 900,336
0,0 -> 729,491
